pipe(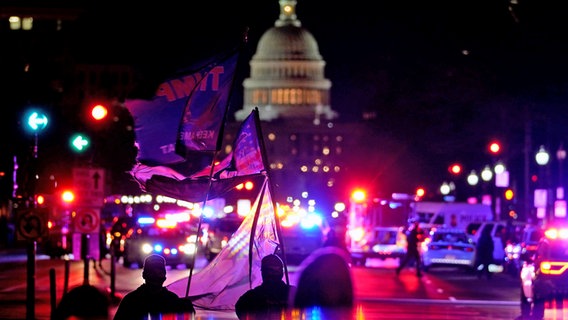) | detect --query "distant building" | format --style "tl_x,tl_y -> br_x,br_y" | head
225,0 -> 383,213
